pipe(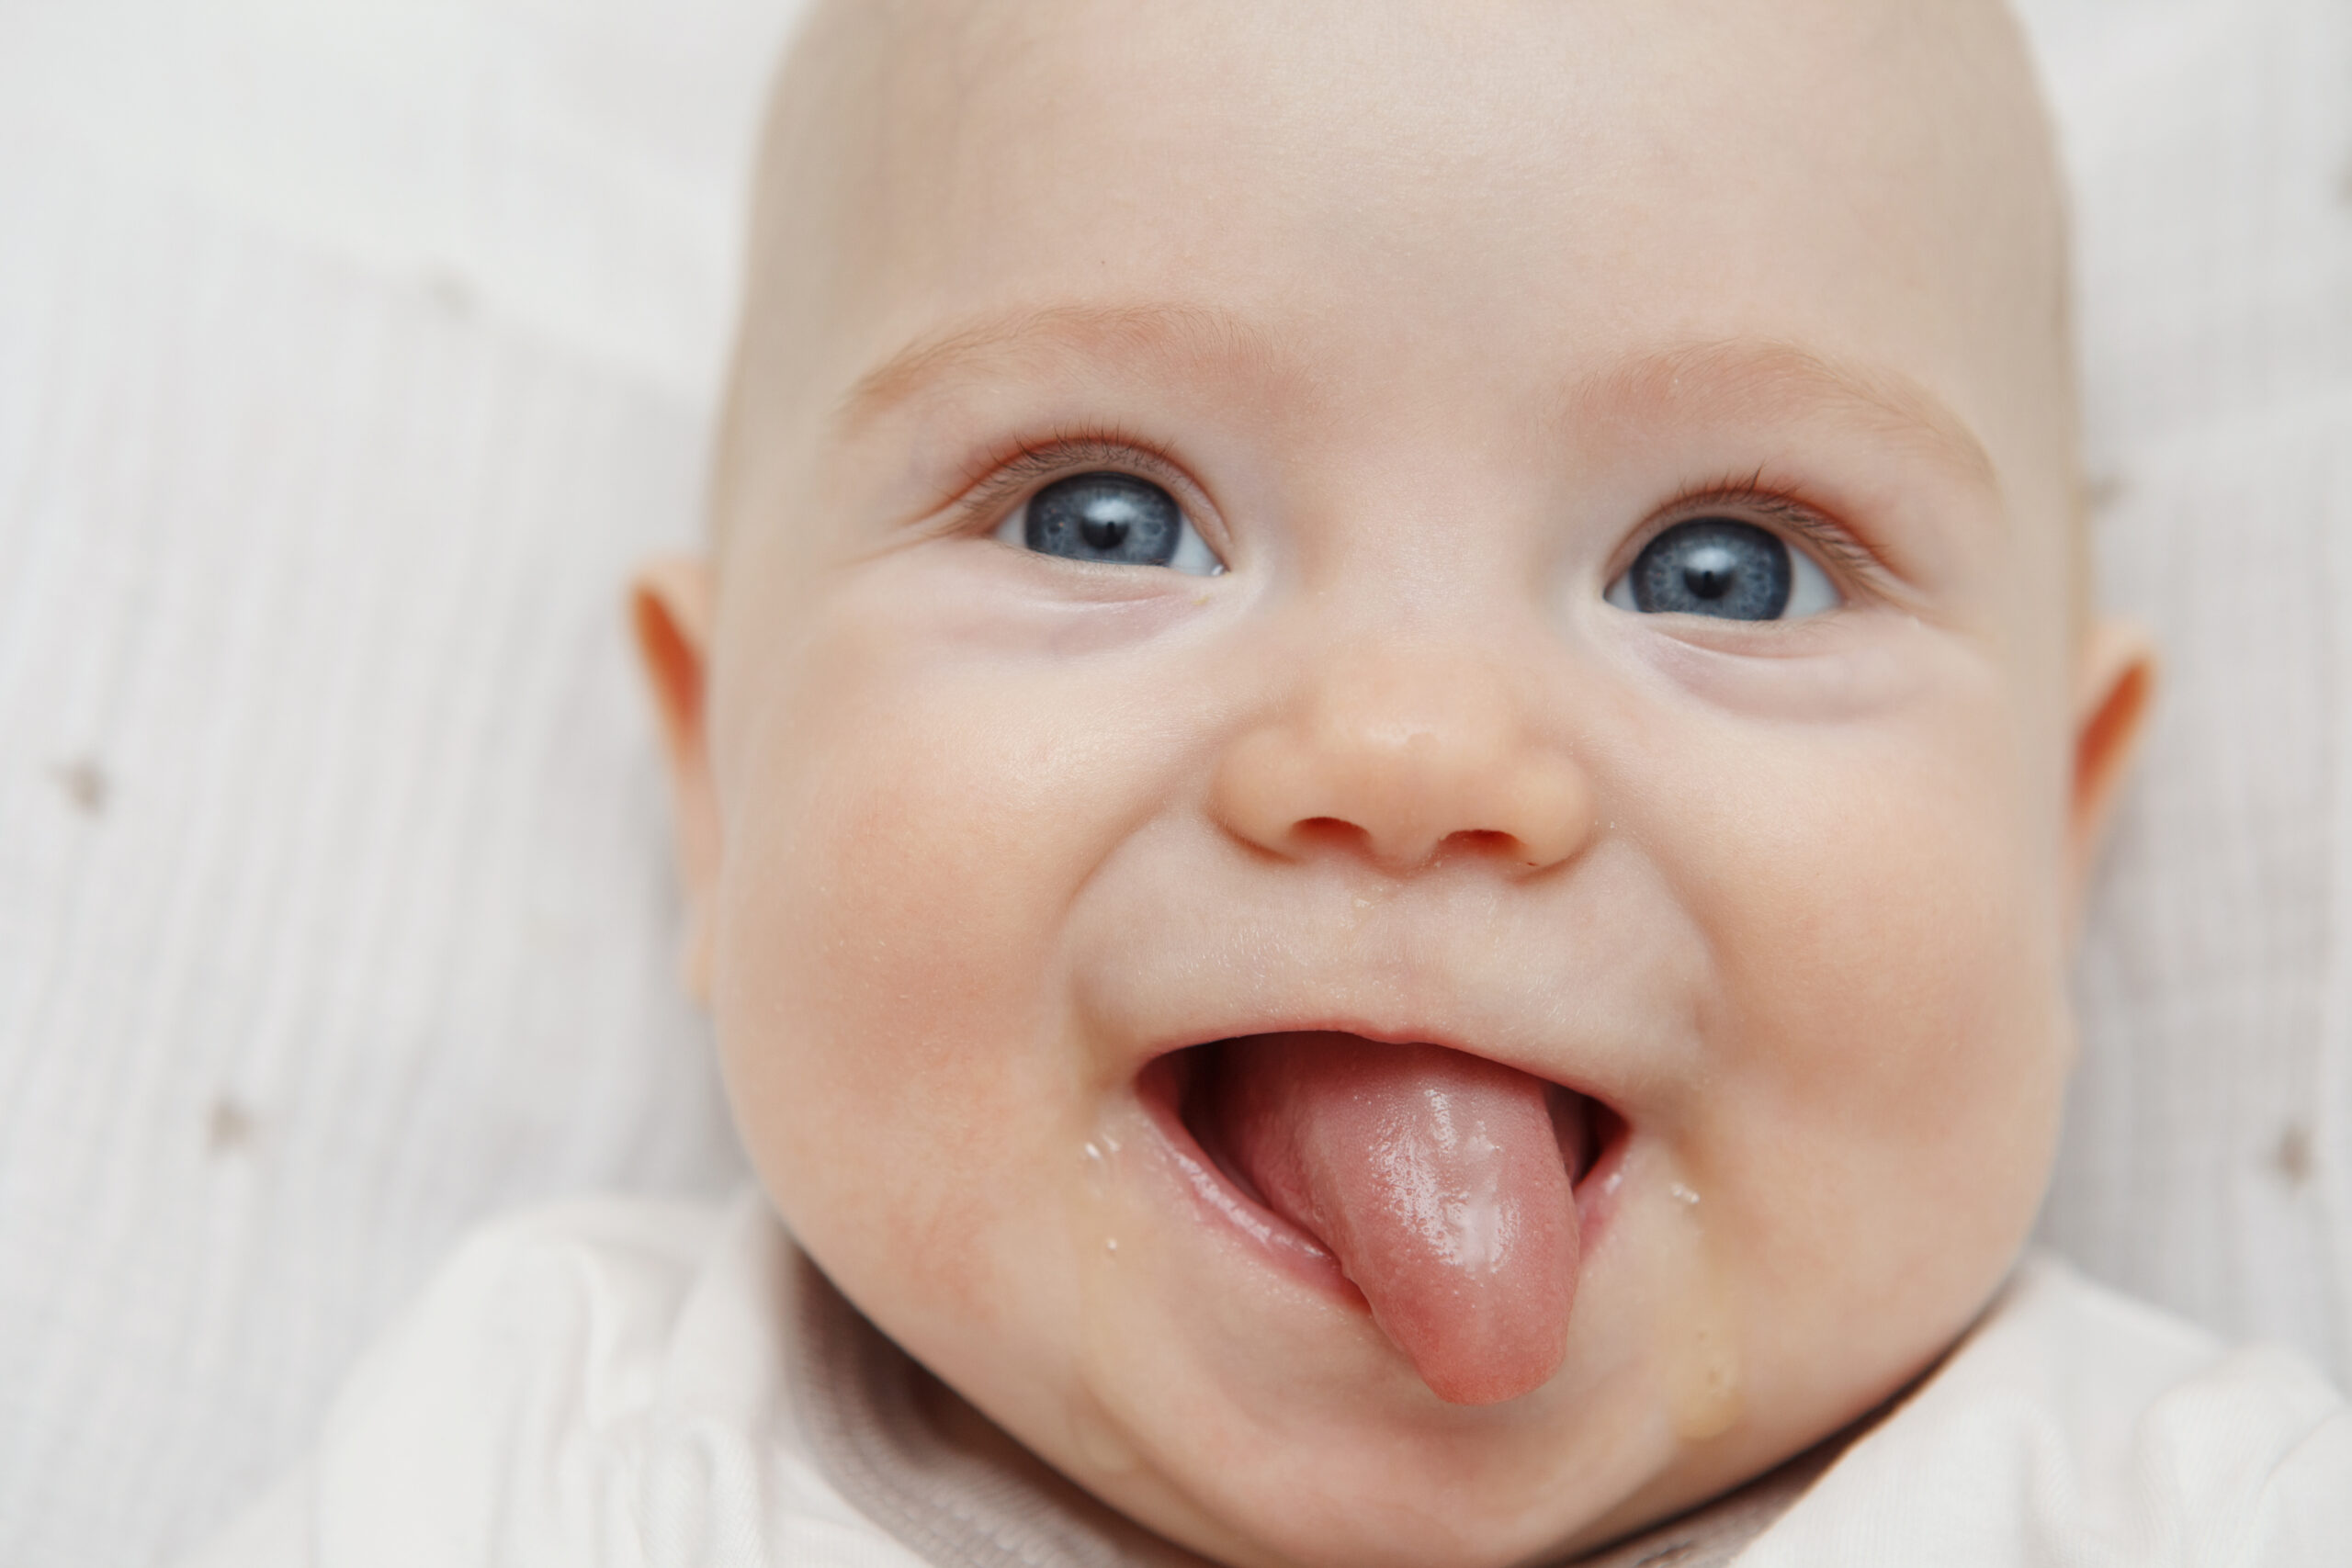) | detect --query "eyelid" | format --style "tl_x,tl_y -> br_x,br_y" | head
947,428 -> 1223,554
